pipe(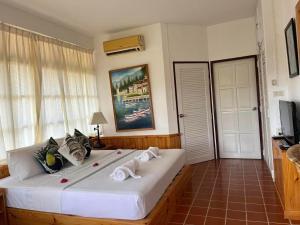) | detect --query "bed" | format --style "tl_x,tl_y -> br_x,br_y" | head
0,148 -> 192,225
